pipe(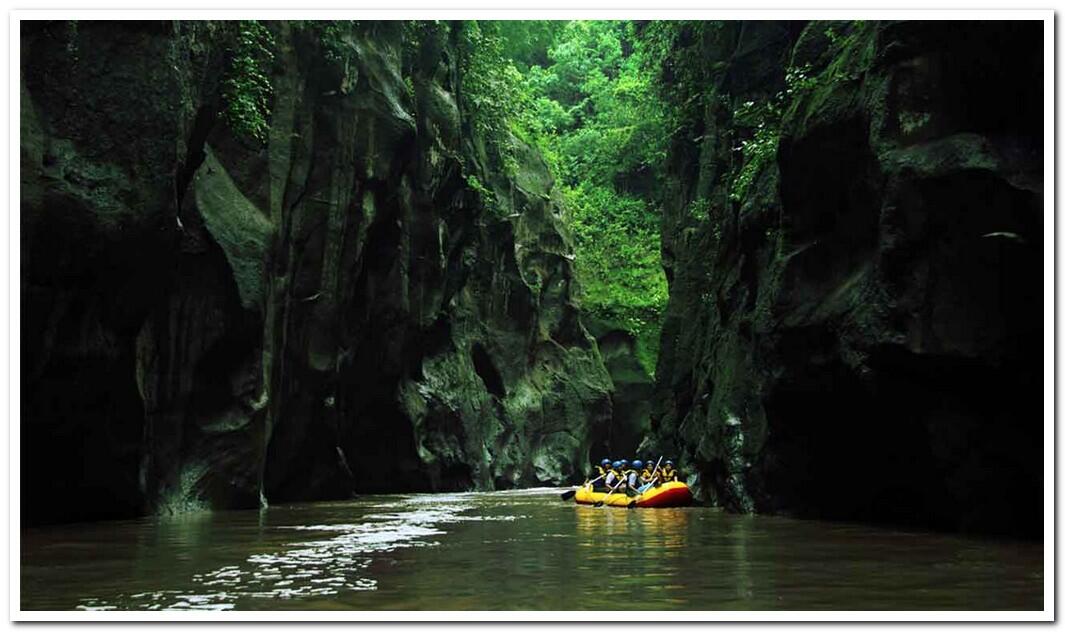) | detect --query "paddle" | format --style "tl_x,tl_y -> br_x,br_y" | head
560,473 -> 605,501
637,475 -> 661,494
650,456 -> 664,478
644,456 -> 664,489
594,478 -> 626,508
